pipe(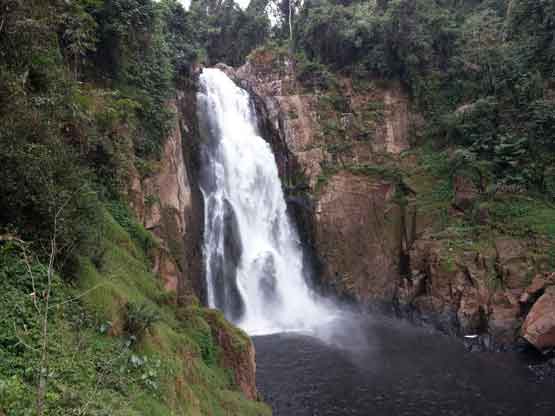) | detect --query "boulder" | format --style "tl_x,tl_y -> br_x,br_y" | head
522,286 -> 555,350
520,272 -> 555,304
